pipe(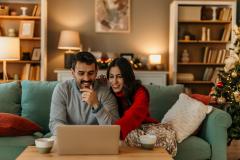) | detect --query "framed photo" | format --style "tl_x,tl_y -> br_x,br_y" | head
31,48 -> 41,61
95,0 -> 130,33
19,20 -> 35,38
120,53 -> 133,61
